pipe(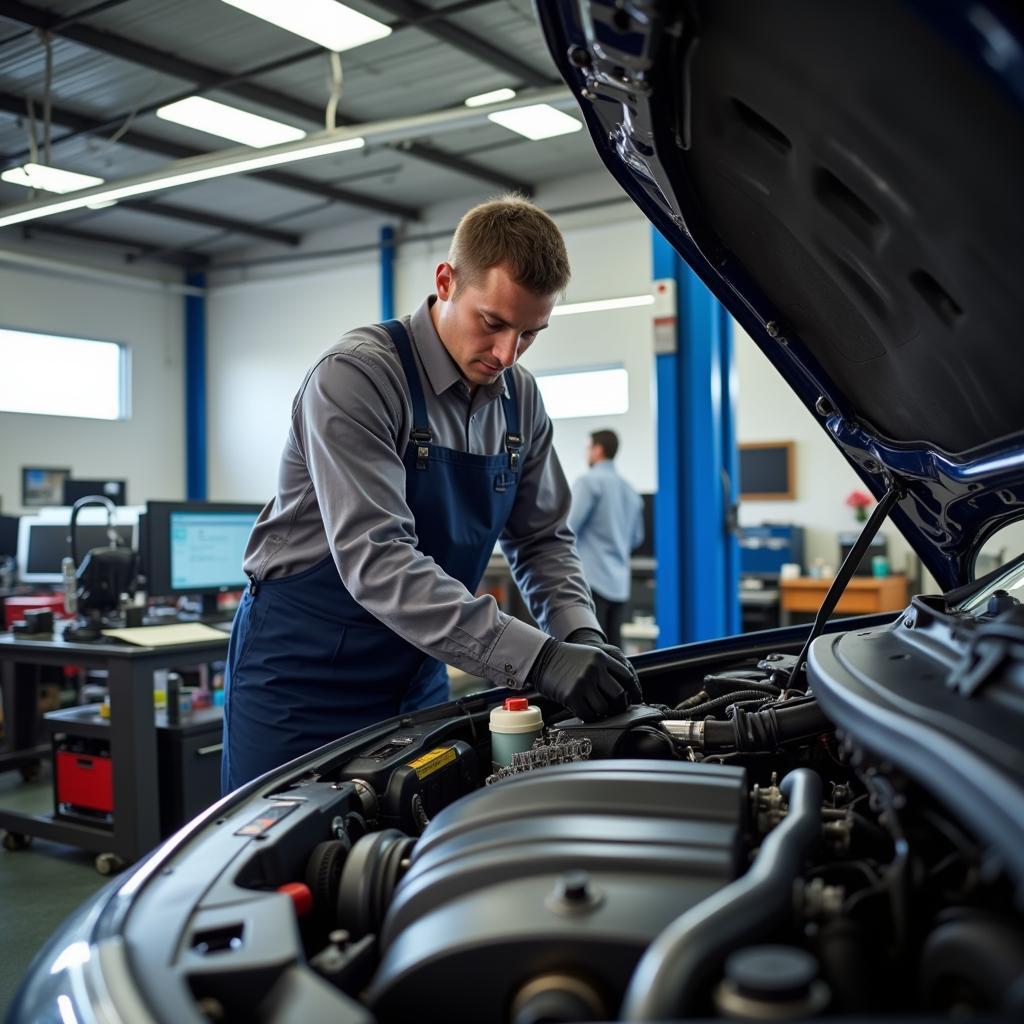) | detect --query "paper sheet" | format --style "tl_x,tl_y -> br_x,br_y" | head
100,623 -> 230,647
